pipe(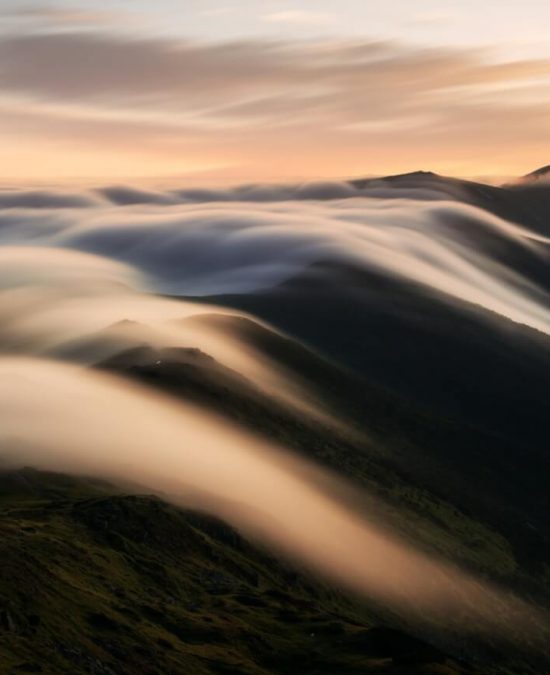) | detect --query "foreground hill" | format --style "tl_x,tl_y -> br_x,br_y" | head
90,313 -> 550,669
0,469 -> 472,675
